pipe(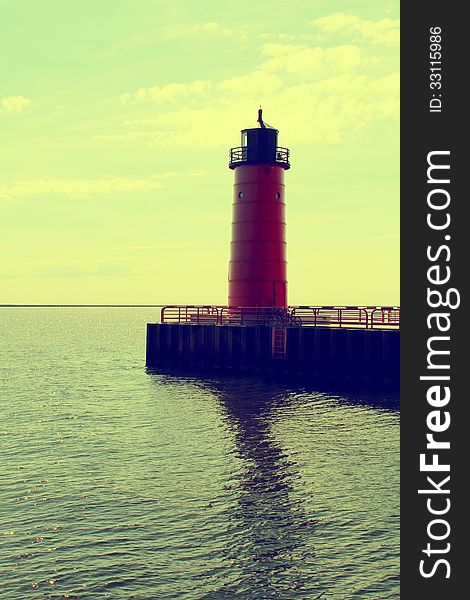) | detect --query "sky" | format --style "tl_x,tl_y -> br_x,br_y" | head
0,0 -> 399,305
